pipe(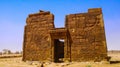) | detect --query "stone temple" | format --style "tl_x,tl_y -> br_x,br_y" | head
23,8 -> 108,62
